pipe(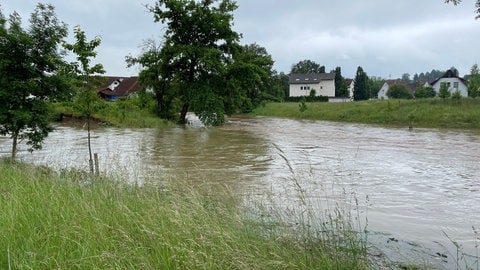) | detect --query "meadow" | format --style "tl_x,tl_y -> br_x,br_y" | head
252,98 -> 480,130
